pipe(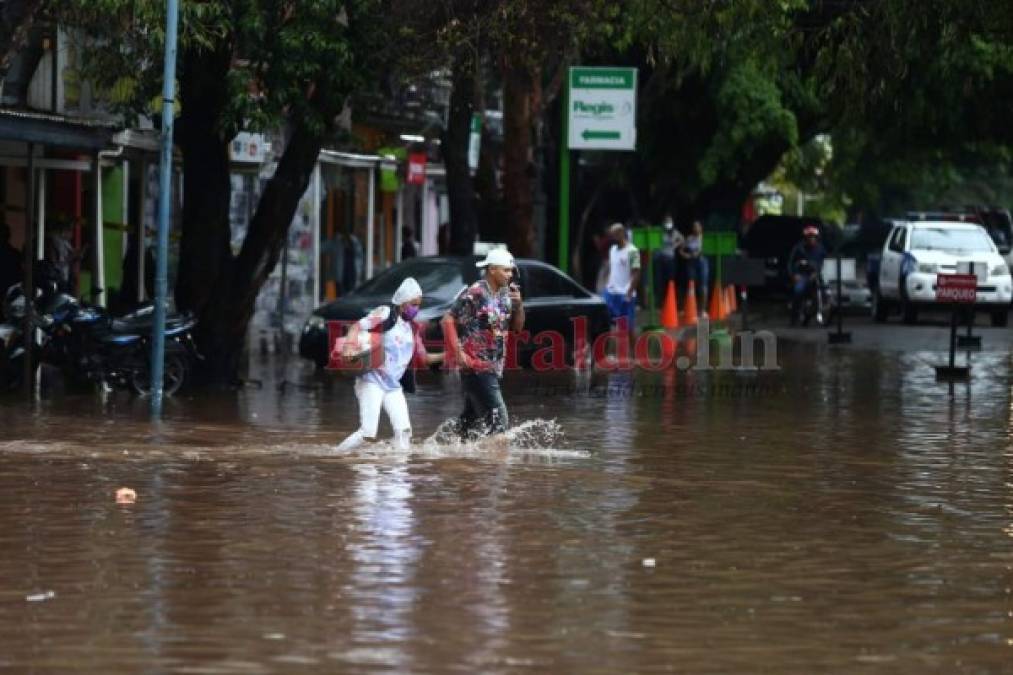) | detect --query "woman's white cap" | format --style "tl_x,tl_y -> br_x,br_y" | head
476,248 -> 514,268
392,277 -> 423,305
